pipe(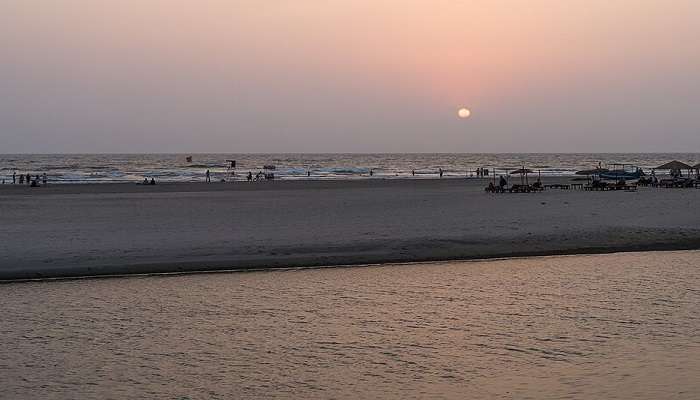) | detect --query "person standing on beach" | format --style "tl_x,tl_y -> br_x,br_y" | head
370,169 -> 373,176
42,173 -> 47,186
19,174 -> 24,184
439,168 -> 443,178
12,171 -> 16,184
26,173 -> 31,185
205,169 -> 211,183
